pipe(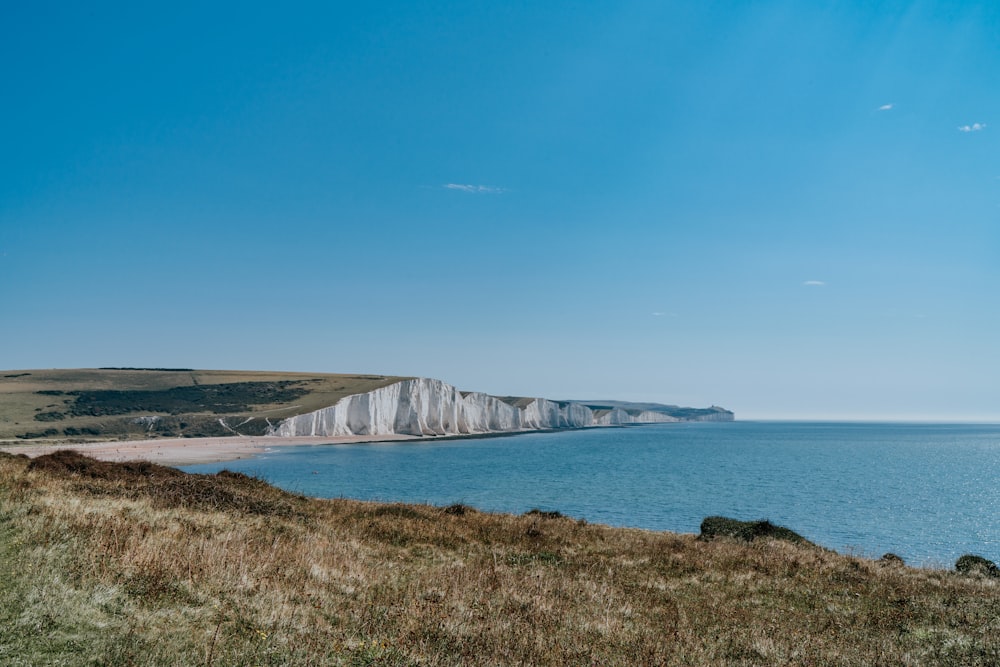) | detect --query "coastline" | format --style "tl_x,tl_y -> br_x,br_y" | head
0,434 -> 425,466
0,424 -> 647,466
